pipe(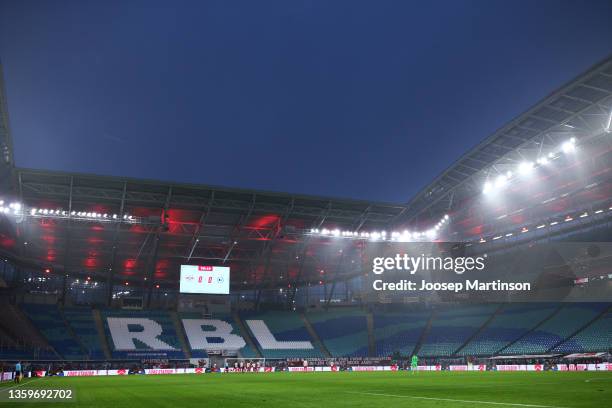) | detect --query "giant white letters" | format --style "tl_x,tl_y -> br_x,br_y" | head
106,316 -> 315,351
107,317 -> 177,350
182,319 -> 246,350
246,319 -> 313,349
